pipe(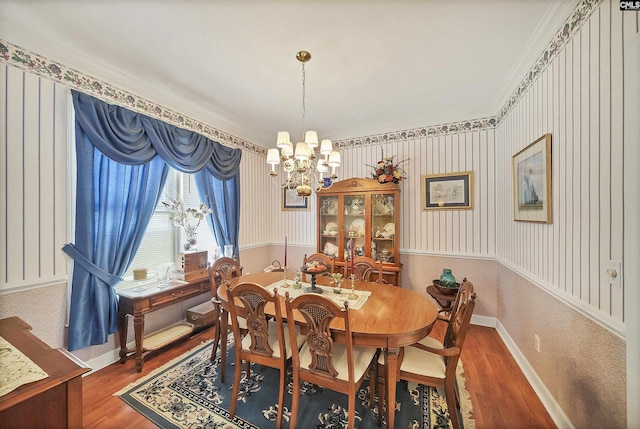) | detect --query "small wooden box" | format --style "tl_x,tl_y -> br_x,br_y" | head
176,251 -> 208,272
187,301 -> 218,329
